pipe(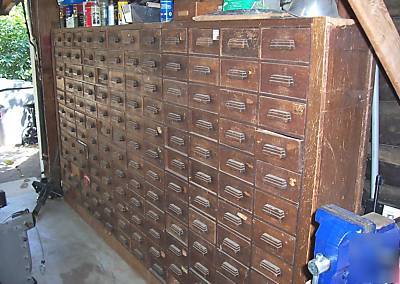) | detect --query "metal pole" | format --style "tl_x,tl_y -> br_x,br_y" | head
371,65 -> 380,199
